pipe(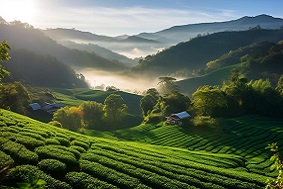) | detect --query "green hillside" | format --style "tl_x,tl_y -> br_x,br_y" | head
176,64 -> 241,95
104,115 -> 283,178
0,22 -> 126,71
130,29 -> 283,77
51,88 -> 143,116
3,49 -> 88,88
0,109 -> 274,189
